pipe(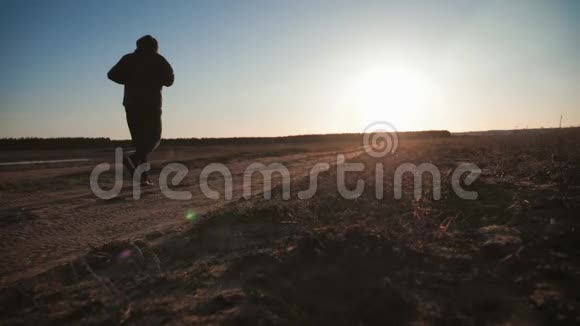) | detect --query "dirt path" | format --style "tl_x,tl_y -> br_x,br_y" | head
0,147 -> 363,286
